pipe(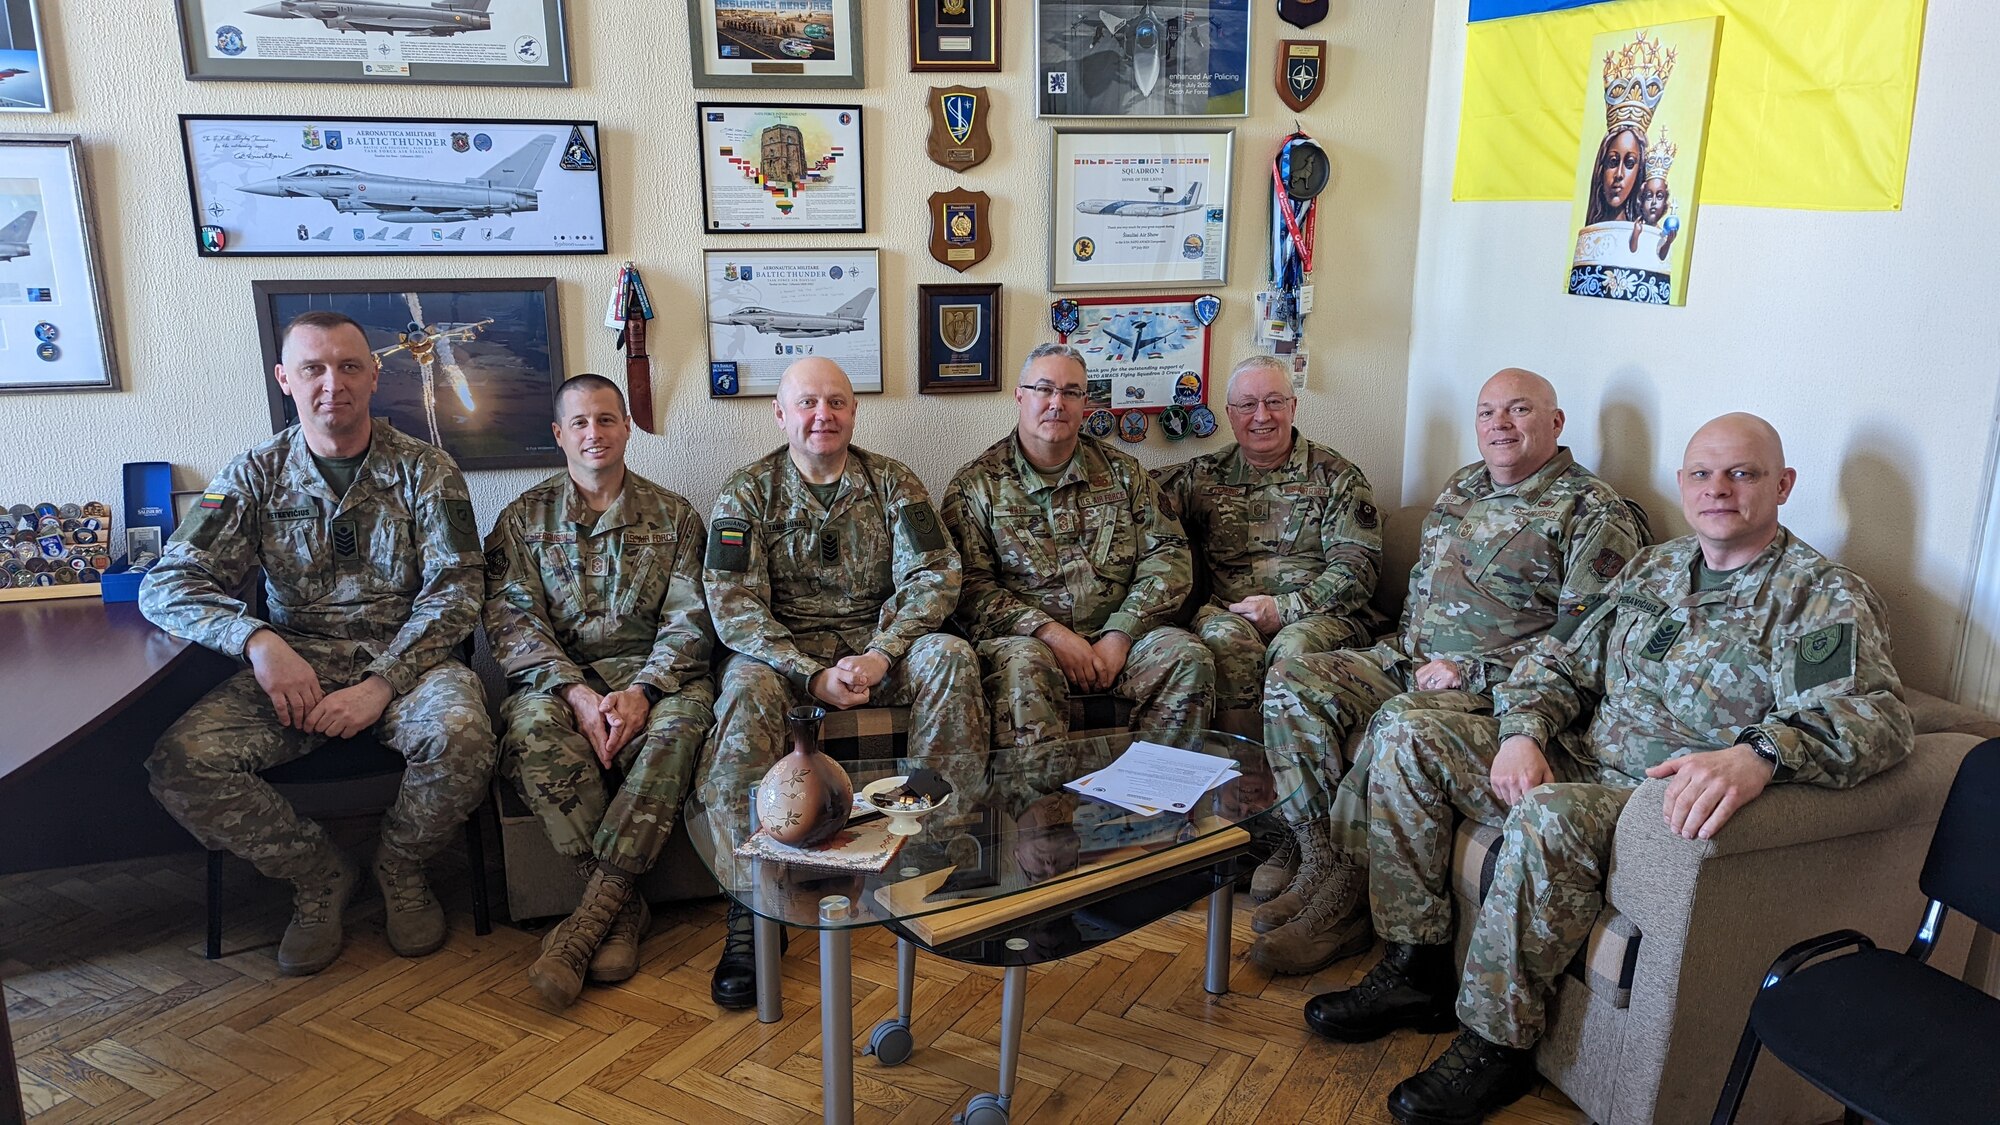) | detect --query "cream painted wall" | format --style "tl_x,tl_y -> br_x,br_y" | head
1402,0 -> 2000,694
0,2 -> 1431,551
